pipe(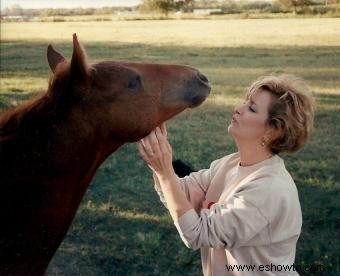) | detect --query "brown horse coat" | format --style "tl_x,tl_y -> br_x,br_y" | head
0,34 -> 210,275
